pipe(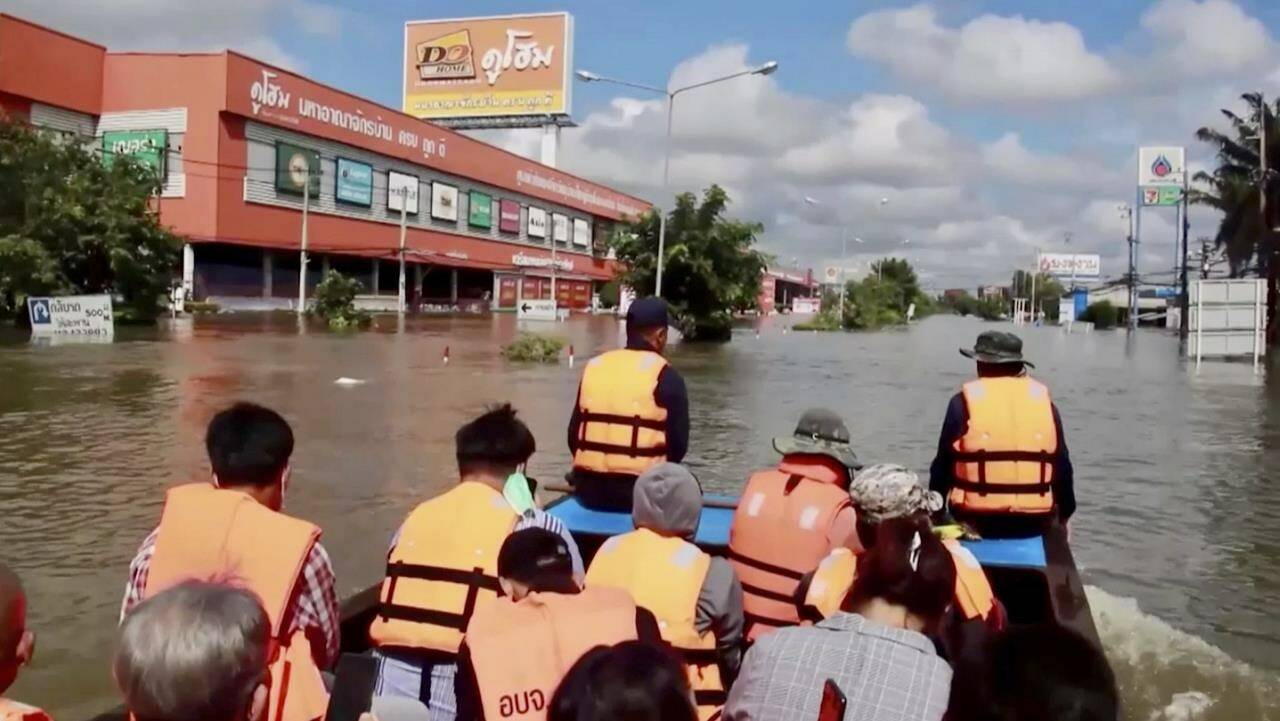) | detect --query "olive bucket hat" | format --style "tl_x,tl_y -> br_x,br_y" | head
772,408 -> 862,471
959,330 -> 1034,368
